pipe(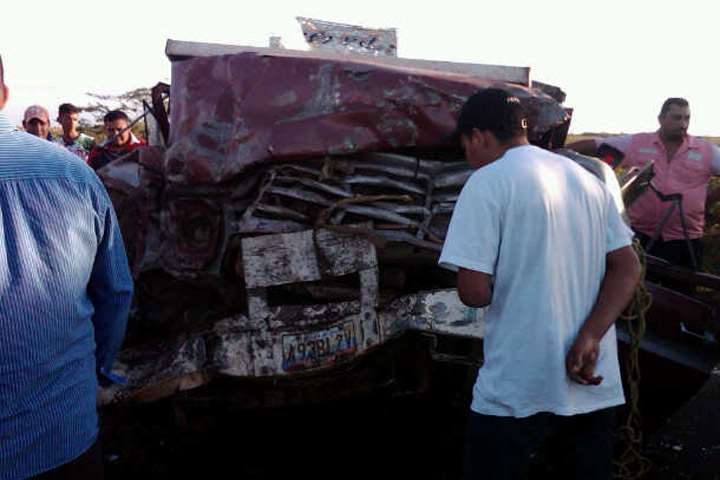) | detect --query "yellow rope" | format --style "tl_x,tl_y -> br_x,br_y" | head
614,239 -> 653,479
